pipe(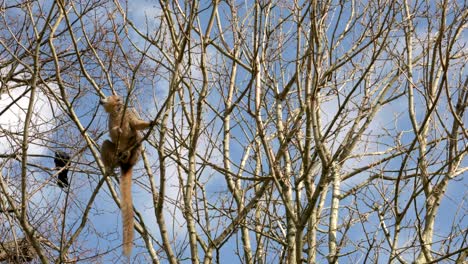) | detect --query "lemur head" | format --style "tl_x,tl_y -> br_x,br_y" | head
100,95 -> 123,113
